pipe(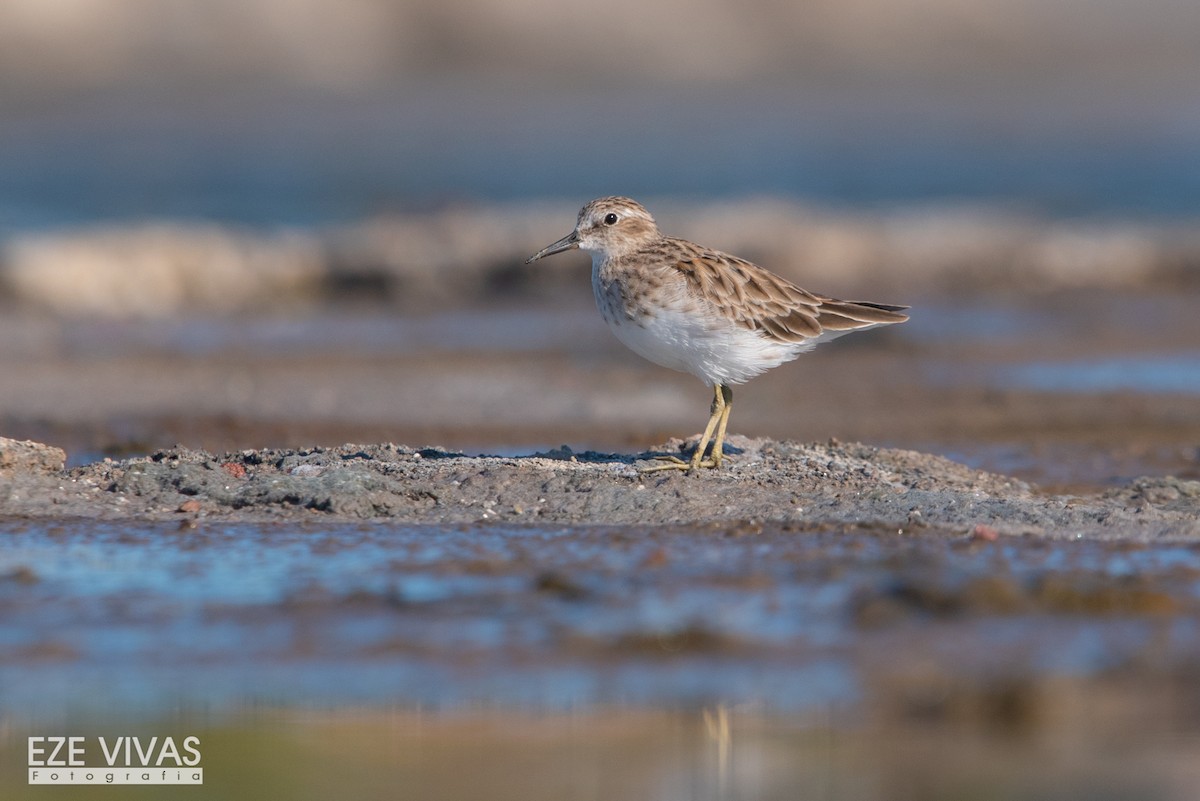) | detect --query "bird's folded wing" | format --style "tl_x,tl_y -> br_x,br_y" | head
671,246 -> 905,344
